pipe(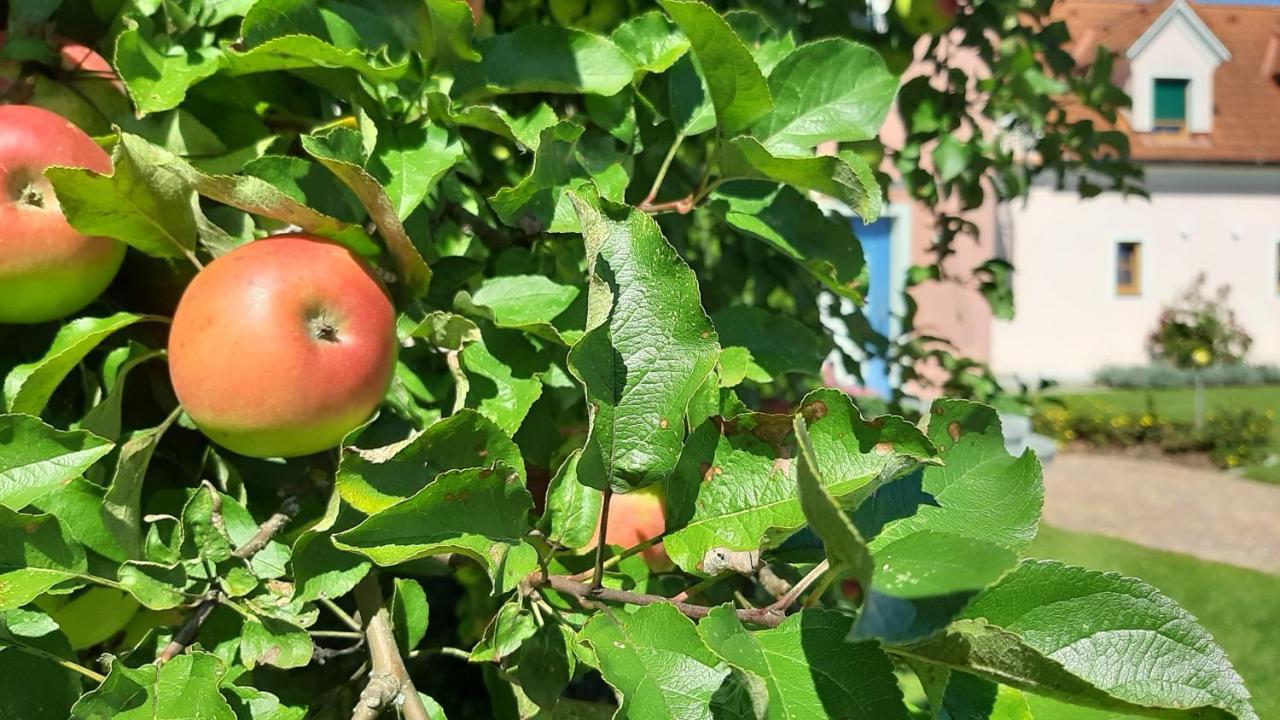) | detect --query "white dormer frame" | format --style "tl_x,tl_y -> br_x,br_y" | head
1125,0 -> 1231,134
